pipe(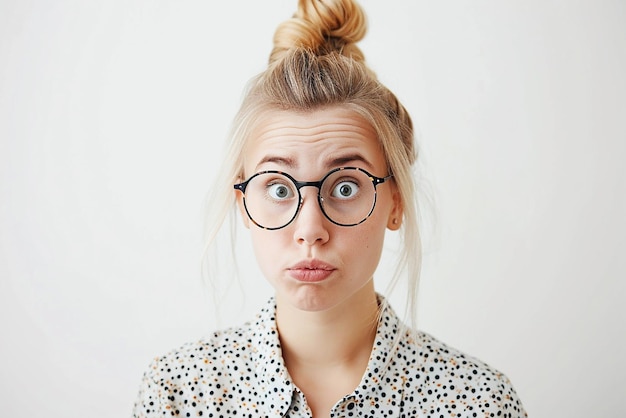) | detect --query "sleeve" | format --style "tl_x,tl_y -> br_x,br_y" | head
132,360 -> 165,417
